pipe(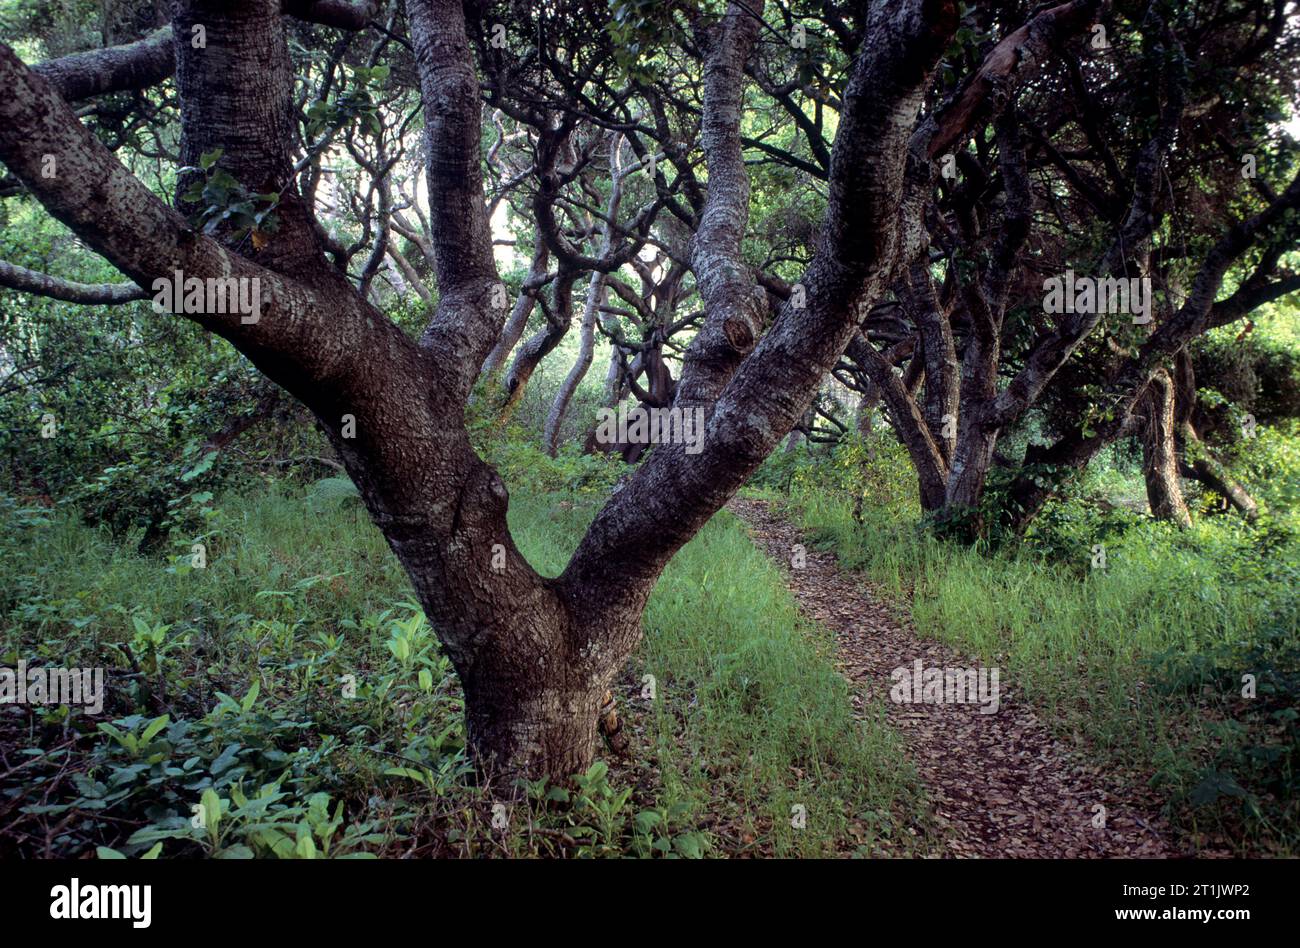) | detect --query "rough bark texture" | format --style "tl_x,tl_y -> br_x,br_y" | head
1139,368 -> 1192,527
32,25 -> 176,102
